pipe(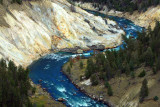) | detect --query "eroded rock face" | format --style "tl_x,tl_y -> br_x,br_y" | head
0,0 -> 124,66
107,6 -> 160,29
